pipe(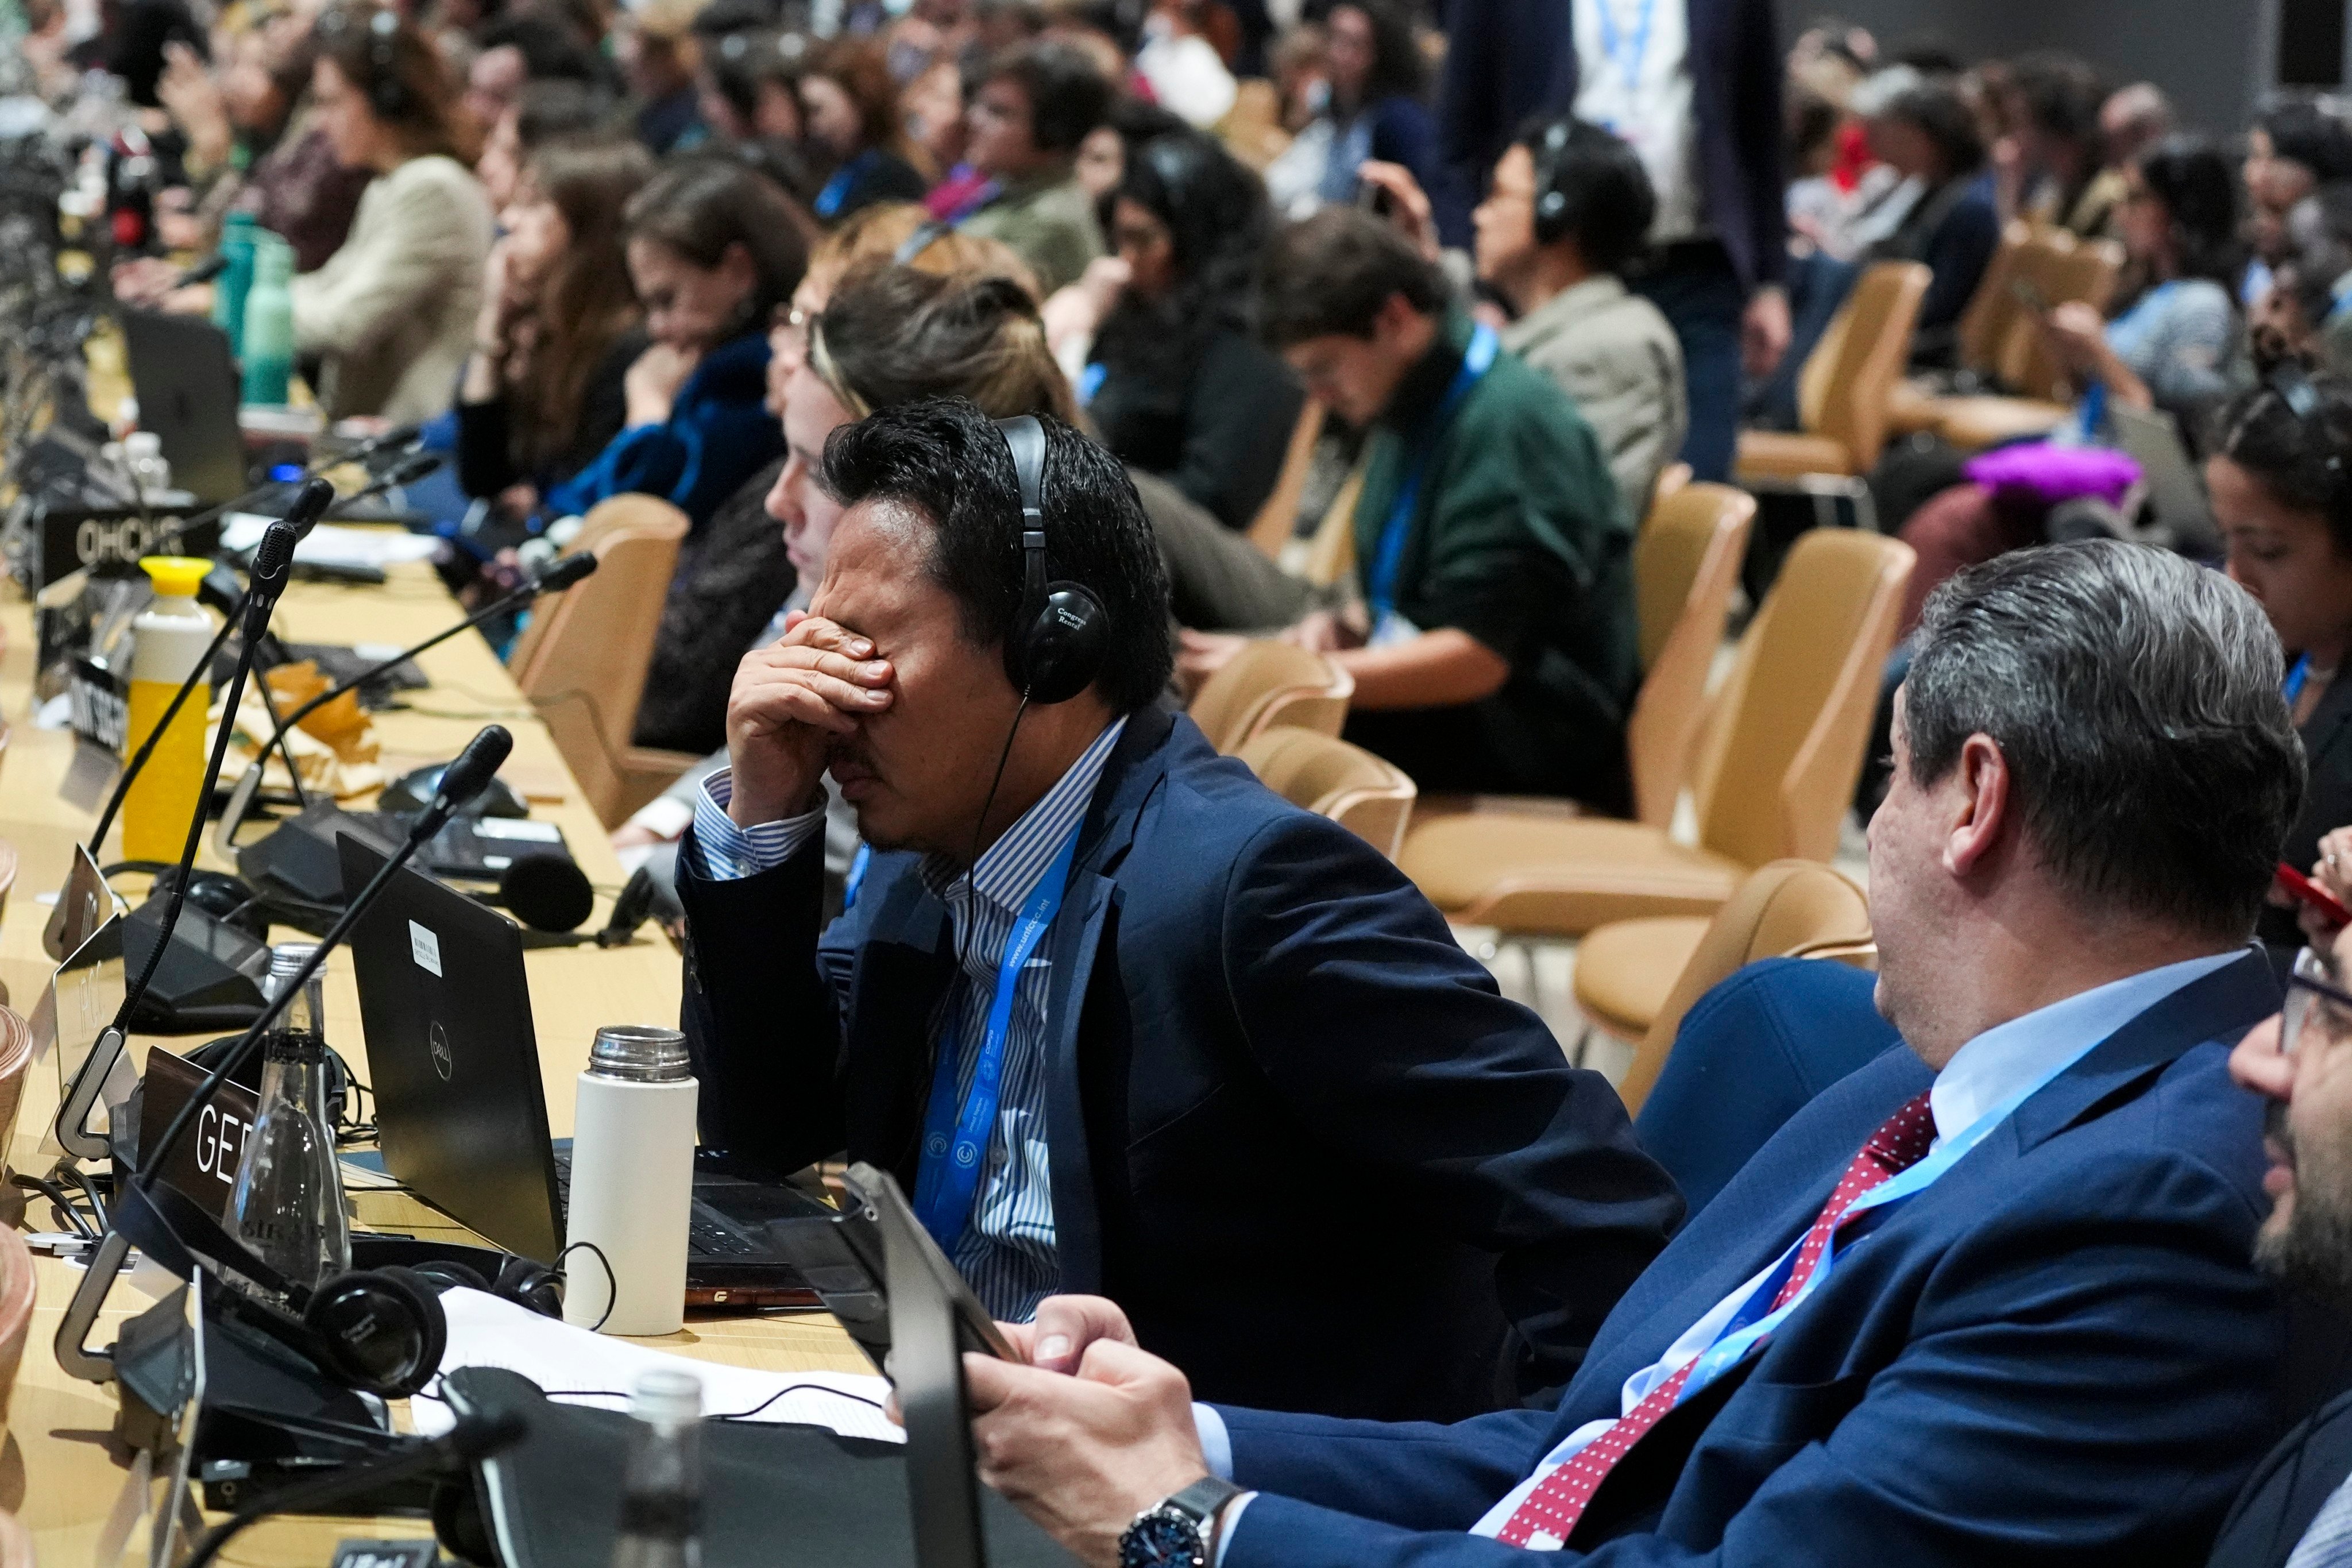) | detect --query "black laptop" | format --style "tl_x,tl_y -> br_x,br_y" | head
119,308 -> 249,505
337,836 -> 829,1307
